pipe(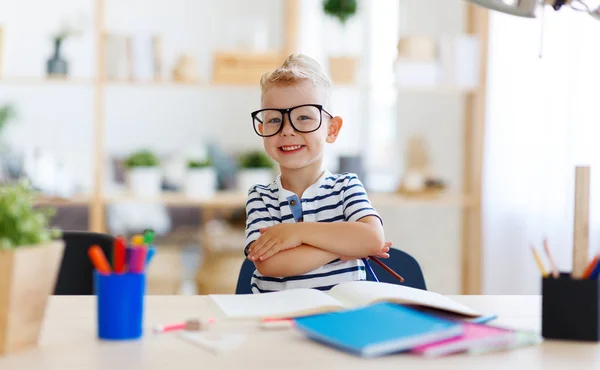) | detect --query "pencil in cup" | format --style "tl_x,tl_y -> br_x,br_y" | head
88,245 -> 112,274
